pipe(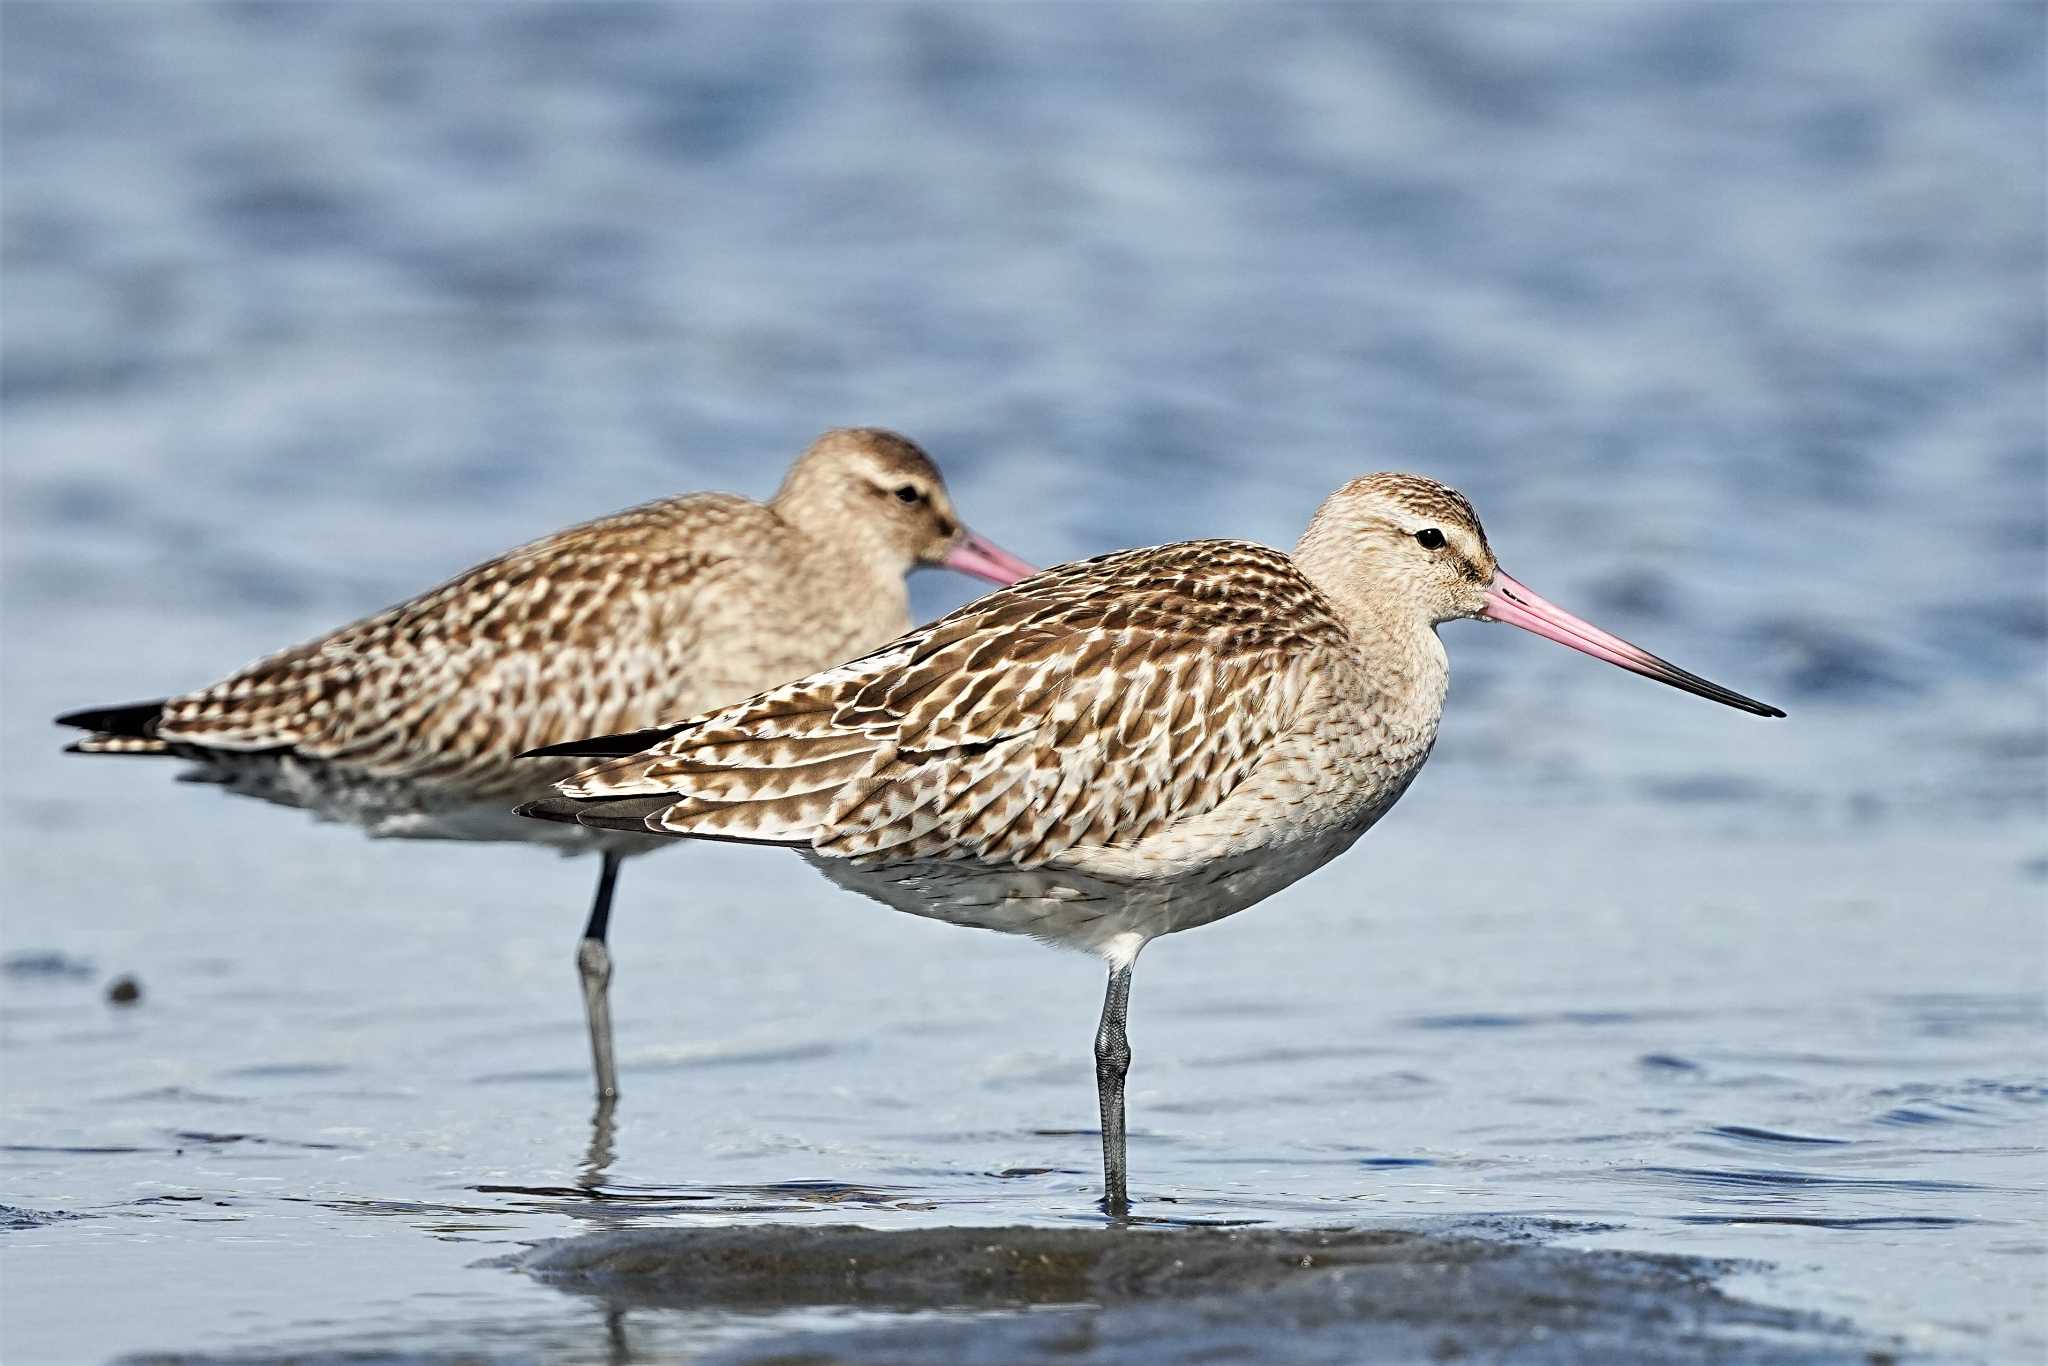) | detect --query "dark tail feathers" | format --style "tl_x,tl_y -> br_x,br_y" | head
57,699 -> 173,757
514,795 -> 589,824
515,793 -> 677,834
520,725 -> 681,760
56,700 -> 167,738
